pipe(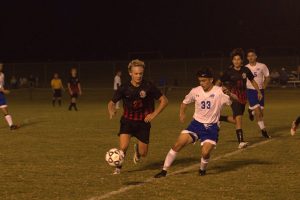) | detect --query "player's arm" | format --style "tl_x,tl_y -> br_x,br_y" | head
222,86 -> 238,102
247,68 -> 263,100
0,87 -> 10,94
250,80 -> 263,100
67,82 -> 72,95
144,95 -> 168,123
78,83 -> 82,95
263,76 -> 270,89
108,87 -> 123,119
179,103 -> 188,123
108,101 -> 117,119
